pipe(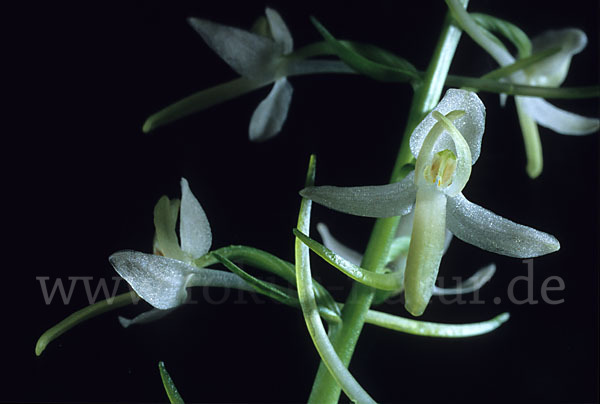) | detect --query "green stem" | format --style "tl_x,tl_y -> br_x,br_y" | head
143,77 -> 265,133
307,3 -> 468,402
35,292 -> 135,356
515,97 -> 543,178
